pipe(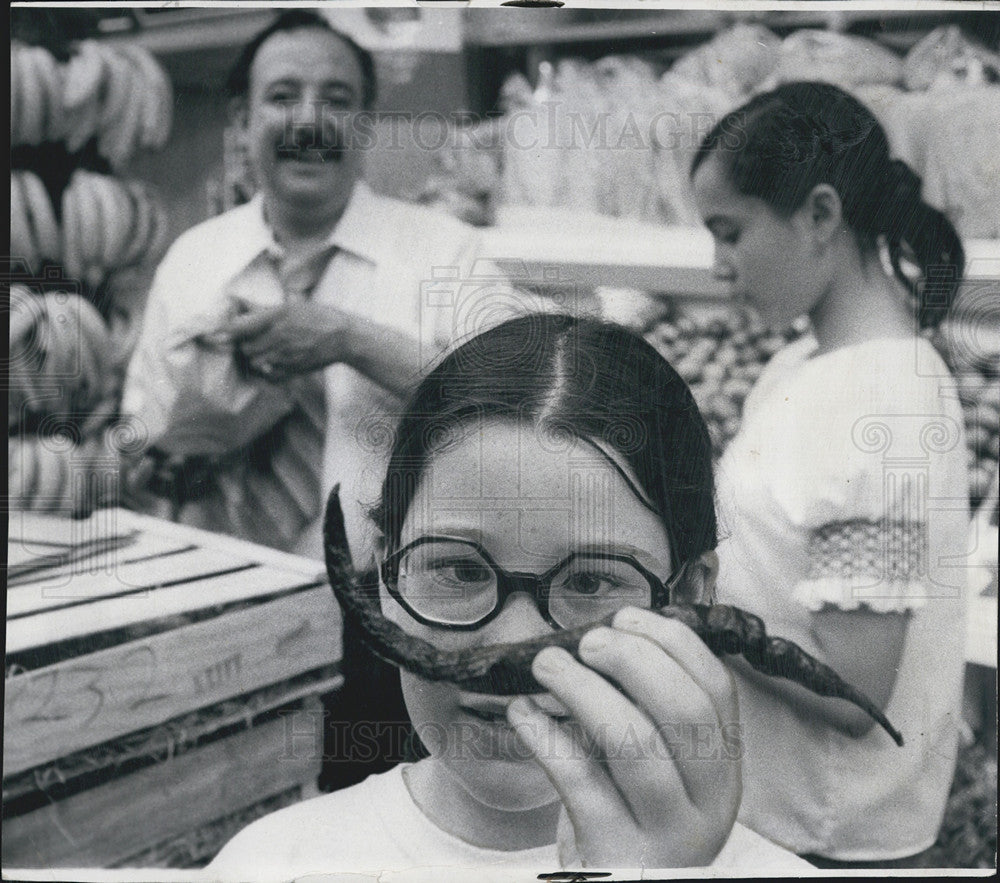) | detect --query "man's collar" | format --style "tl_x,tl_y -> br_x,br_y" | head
328,182 -> 382,264
248,182 -> 382,265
